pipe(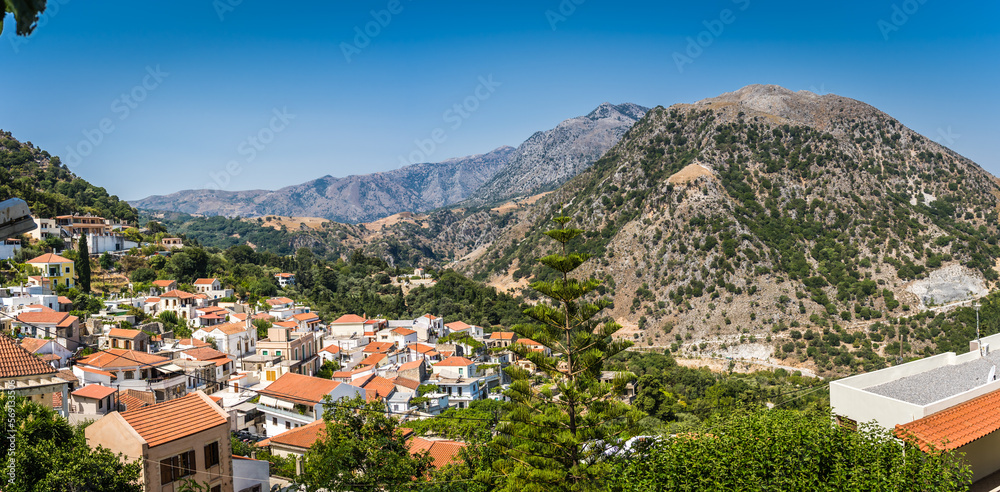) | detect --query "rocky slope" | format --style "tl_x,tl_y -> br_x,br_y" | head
466,102 -> 648,205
